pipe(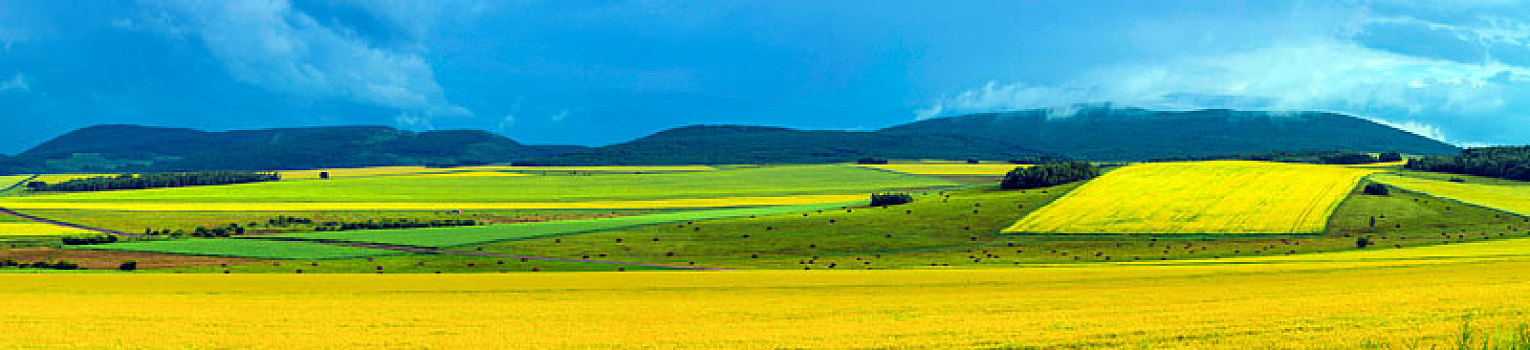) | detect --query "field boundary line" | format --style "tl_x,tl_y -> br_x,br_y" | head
0,207 -> 139,237
0,174 -> 38,193
246,237 -> 729,270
